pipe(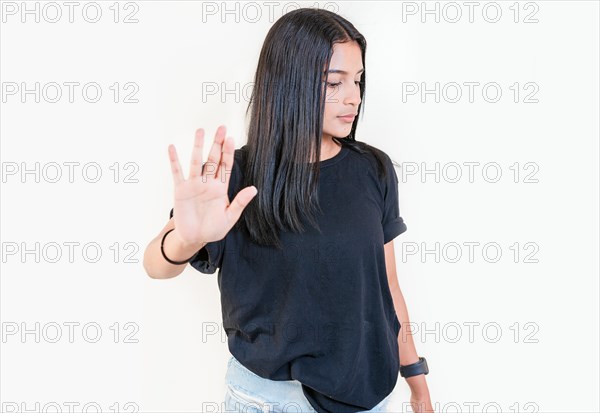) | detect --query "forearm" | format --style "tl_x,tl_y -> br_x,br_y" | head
390,284 -> 431,395
390,284 -> 420,366
143,221 -> 206,279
